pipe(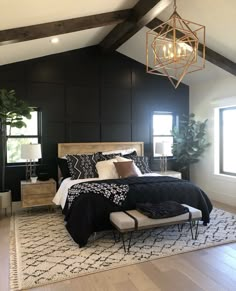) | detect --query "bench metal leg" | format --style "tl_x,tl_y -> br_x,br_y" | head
189,220 -> 194,240
112,229 -> 117,242
112,229 -> 121,243
194,220 -> 199,240
120,231 -> 133,253
127,231 -> 133,252
178,223 -> 185,232
189,220 -> 200,240
121,233 -> 126,252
